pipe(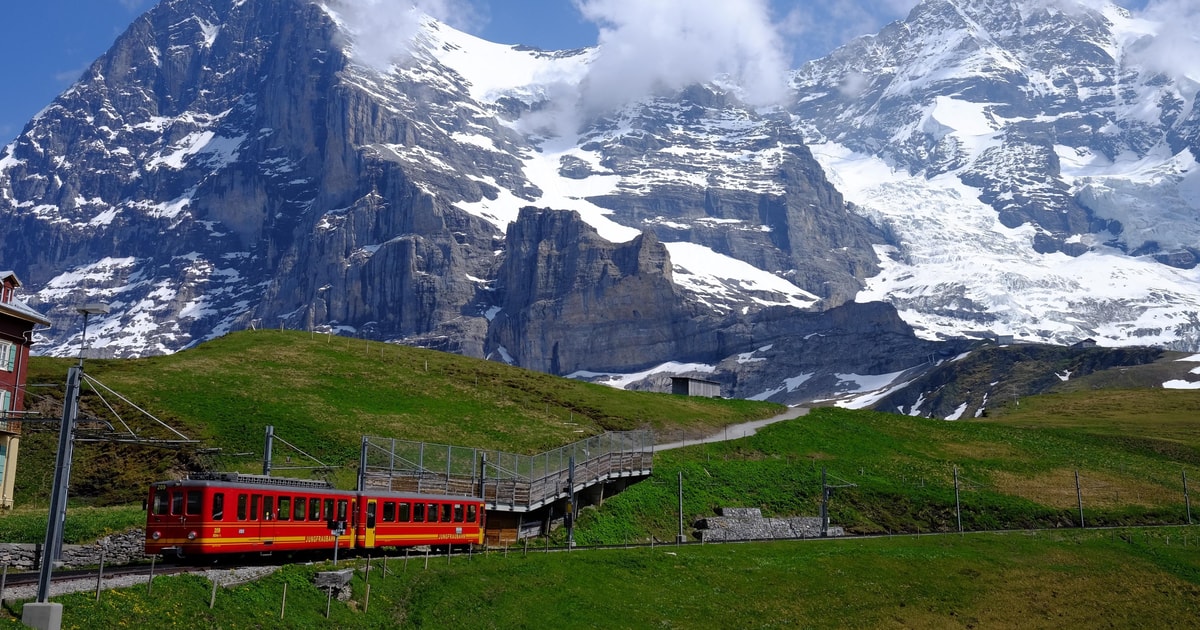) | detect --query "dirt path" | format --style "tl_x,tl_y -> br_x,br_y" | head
655,406 -> 809,451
